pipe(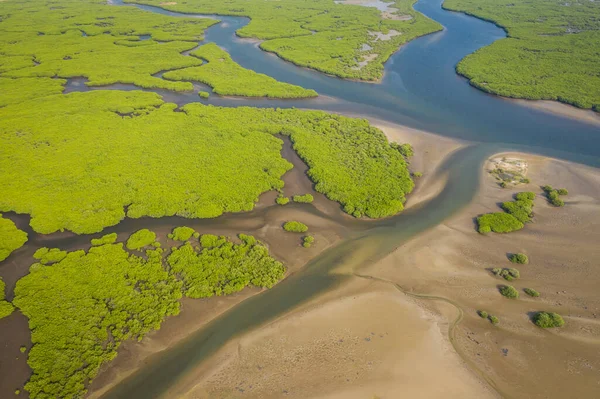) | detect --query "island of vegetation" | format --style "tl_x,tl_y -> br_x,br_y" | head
91,232 -> 118,246
126,229 -> 158,250
477,192 -> 535,234
168,226 -> 198,241
542,185 -> 568,207
500,285 -> 519,299
130,0 -> 442,81
443,0 -> 600,111
12,229 -> 285,398
0,214 -> 28,261
167,233 -> 285,298
509,253 -> 529,264
163,43 -> 317,98
283,221 -> 309,233
0,90 -> 414,234
302,235 -> 315,248
534,311 -> 565,328
292,194 -> 314,203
